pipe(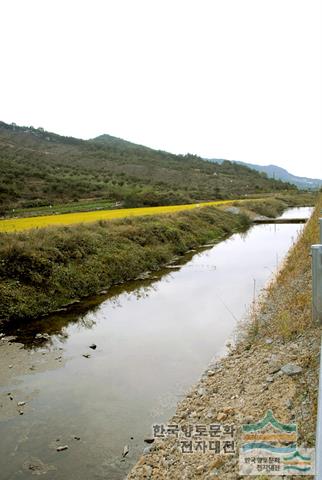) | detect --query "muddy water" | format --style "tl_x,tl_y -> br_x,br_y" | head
0,208 -> 312,479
